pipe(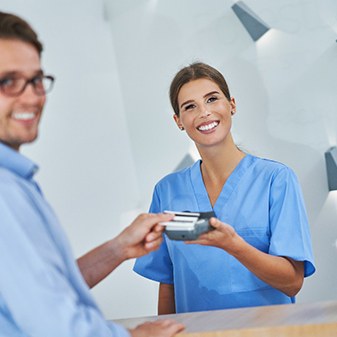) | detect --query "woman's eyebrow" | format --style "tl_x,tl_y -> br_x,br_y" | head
203,90 -> 220,98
